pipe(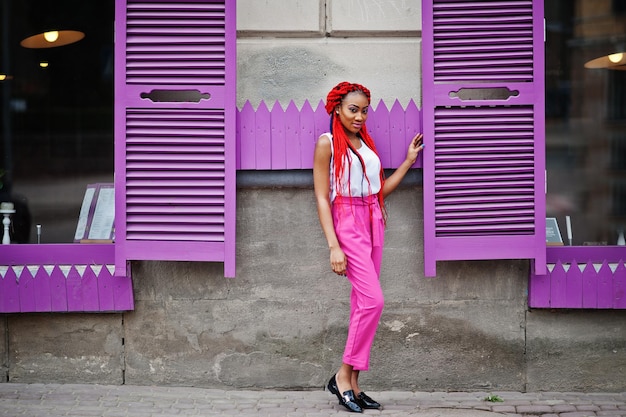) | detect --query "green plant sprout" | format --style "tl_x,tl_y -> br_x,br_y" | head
484,394 -> 504,402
